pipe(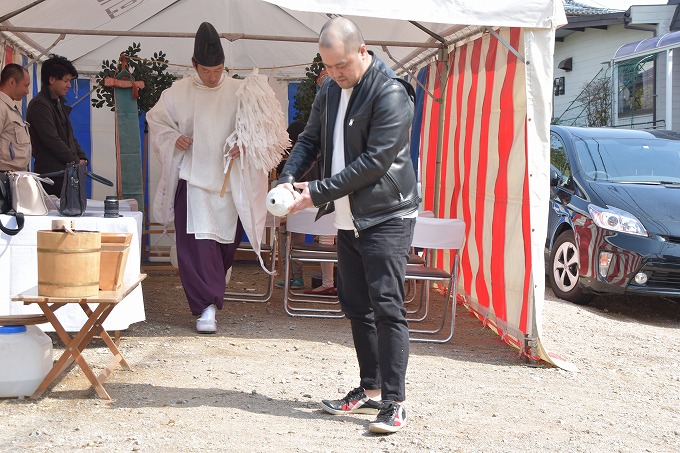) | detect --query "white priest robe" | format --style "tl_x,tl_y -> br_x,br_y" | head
147,73 -> 269,254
